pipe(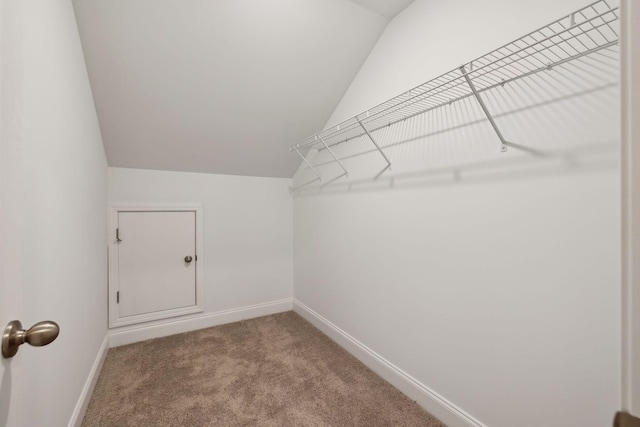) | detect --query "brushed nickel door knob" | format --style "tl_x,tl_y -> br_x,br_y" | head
184,255 -> 193,263
2,320 -> 60,358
